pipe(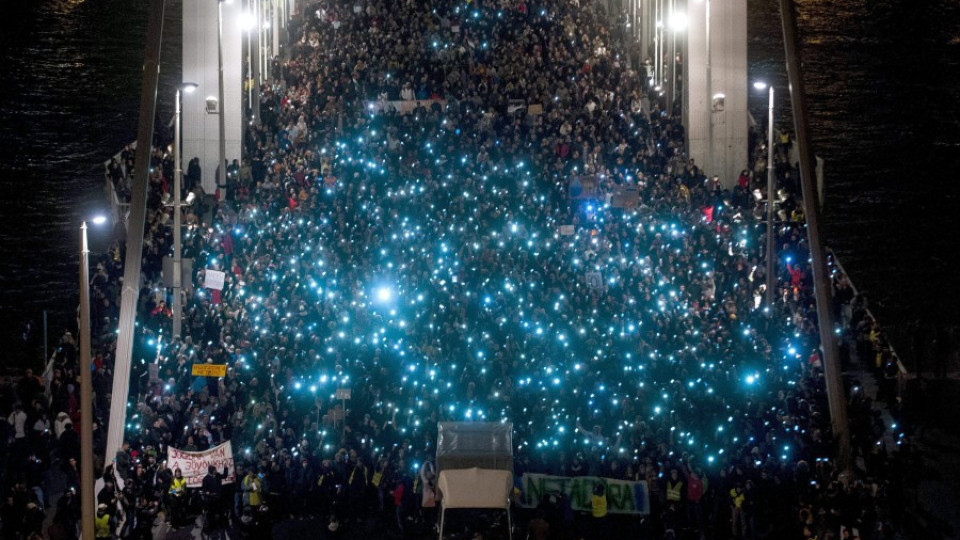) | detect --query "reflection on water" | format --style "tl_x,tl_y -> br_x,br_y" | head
0,0 -> 181,356
749,0 -> 960,337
